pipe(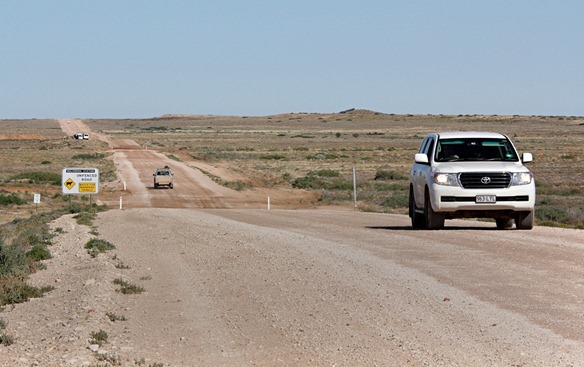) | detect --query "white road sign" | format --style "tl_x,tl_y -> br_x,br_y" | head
62,168 -> 99,194
33,193 -> 41,204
